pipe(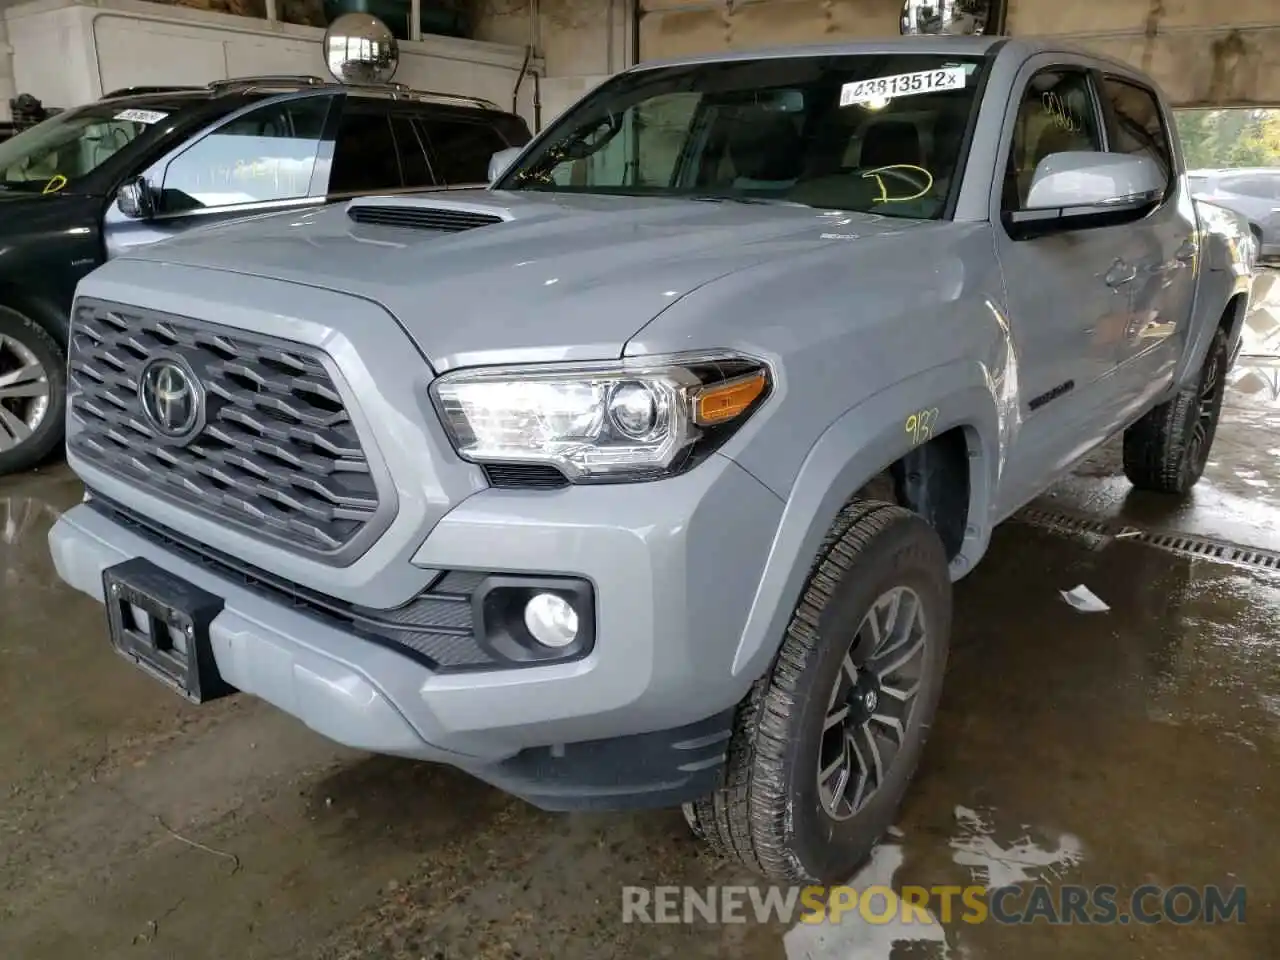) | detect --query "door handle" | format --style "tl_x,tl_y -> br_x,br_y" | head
1105,259 -> 1138,287
1174,239 -> 1198,263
